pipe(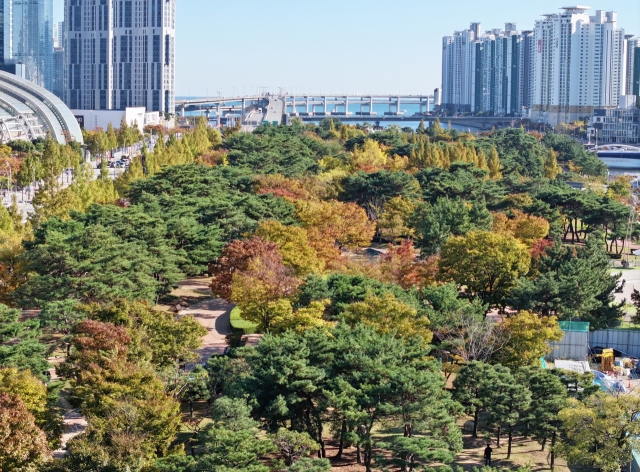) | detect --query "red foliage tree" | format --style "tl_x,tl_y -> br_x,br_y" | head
209,236 -> 280,301
380,240 -> 439,289
0,393 -> 50,470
